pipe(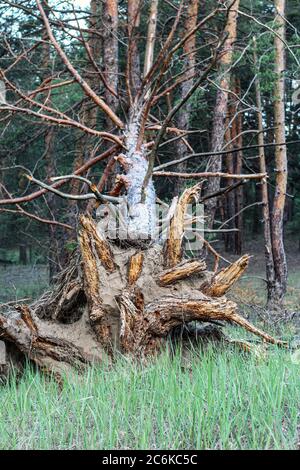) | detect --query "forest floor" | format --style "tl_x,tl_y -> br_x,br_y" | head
0,236 -> 299,450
